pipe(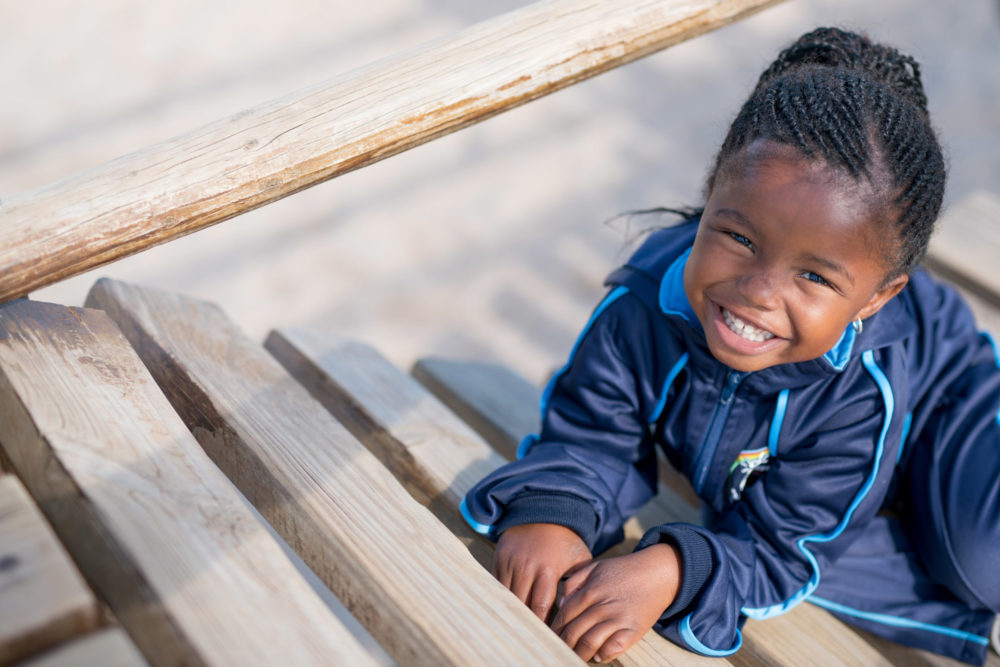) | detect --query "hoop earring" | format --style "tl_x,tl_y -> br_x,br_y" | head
852,317 -> 863,334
